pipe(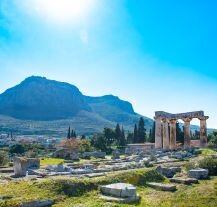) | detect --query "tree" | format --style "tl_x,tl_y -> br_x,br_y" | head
133,124 -> 138,143
0,151 -> 9,166
81,135 -> 86,140
58,139 -> 80,152
137,117 -> 146,143
70,129 -> 74,138
115,123 -> 122,145
67,126 -> 71,139
9,144 -> 25,154
103,128 -> 115,146
90,133 -> 107,152
176,122 -> 184,144
208,131 -> 217,146
127,132 -> 134,144
119,126 -> 126,146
